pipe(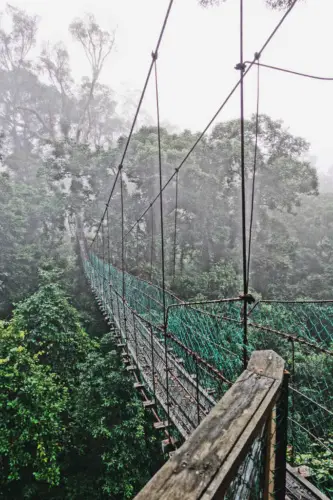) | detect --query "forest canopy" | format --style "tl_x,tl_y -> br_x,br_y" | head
199,0 -> 300,9
0,2 -> 332,498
